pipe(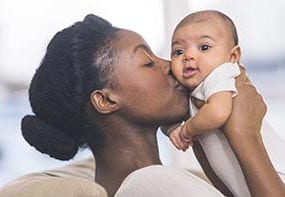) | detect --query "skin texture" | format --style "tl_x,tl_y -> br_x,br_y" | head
87,29 -> 285,196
